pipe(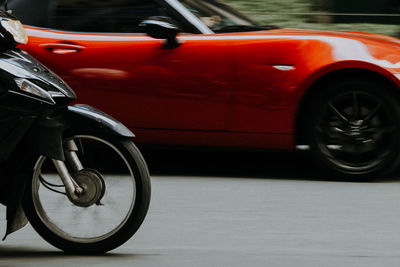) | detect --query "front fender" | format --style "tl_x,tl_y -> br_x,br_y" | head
27,105 -> 134,161
66,104 -> 134,138
298,60 -> 400,94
